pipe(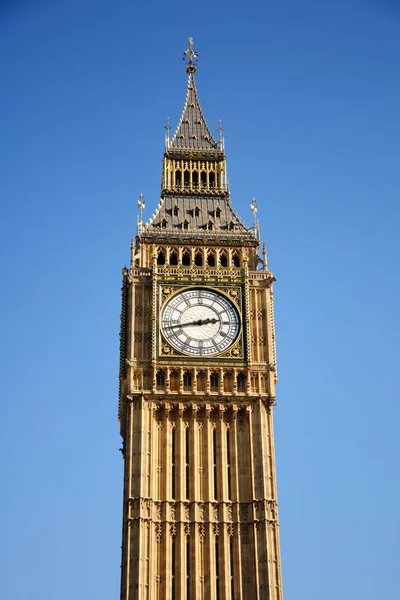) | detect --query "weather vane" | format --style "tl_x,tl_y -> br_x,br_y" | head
183,37 -> 199,73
